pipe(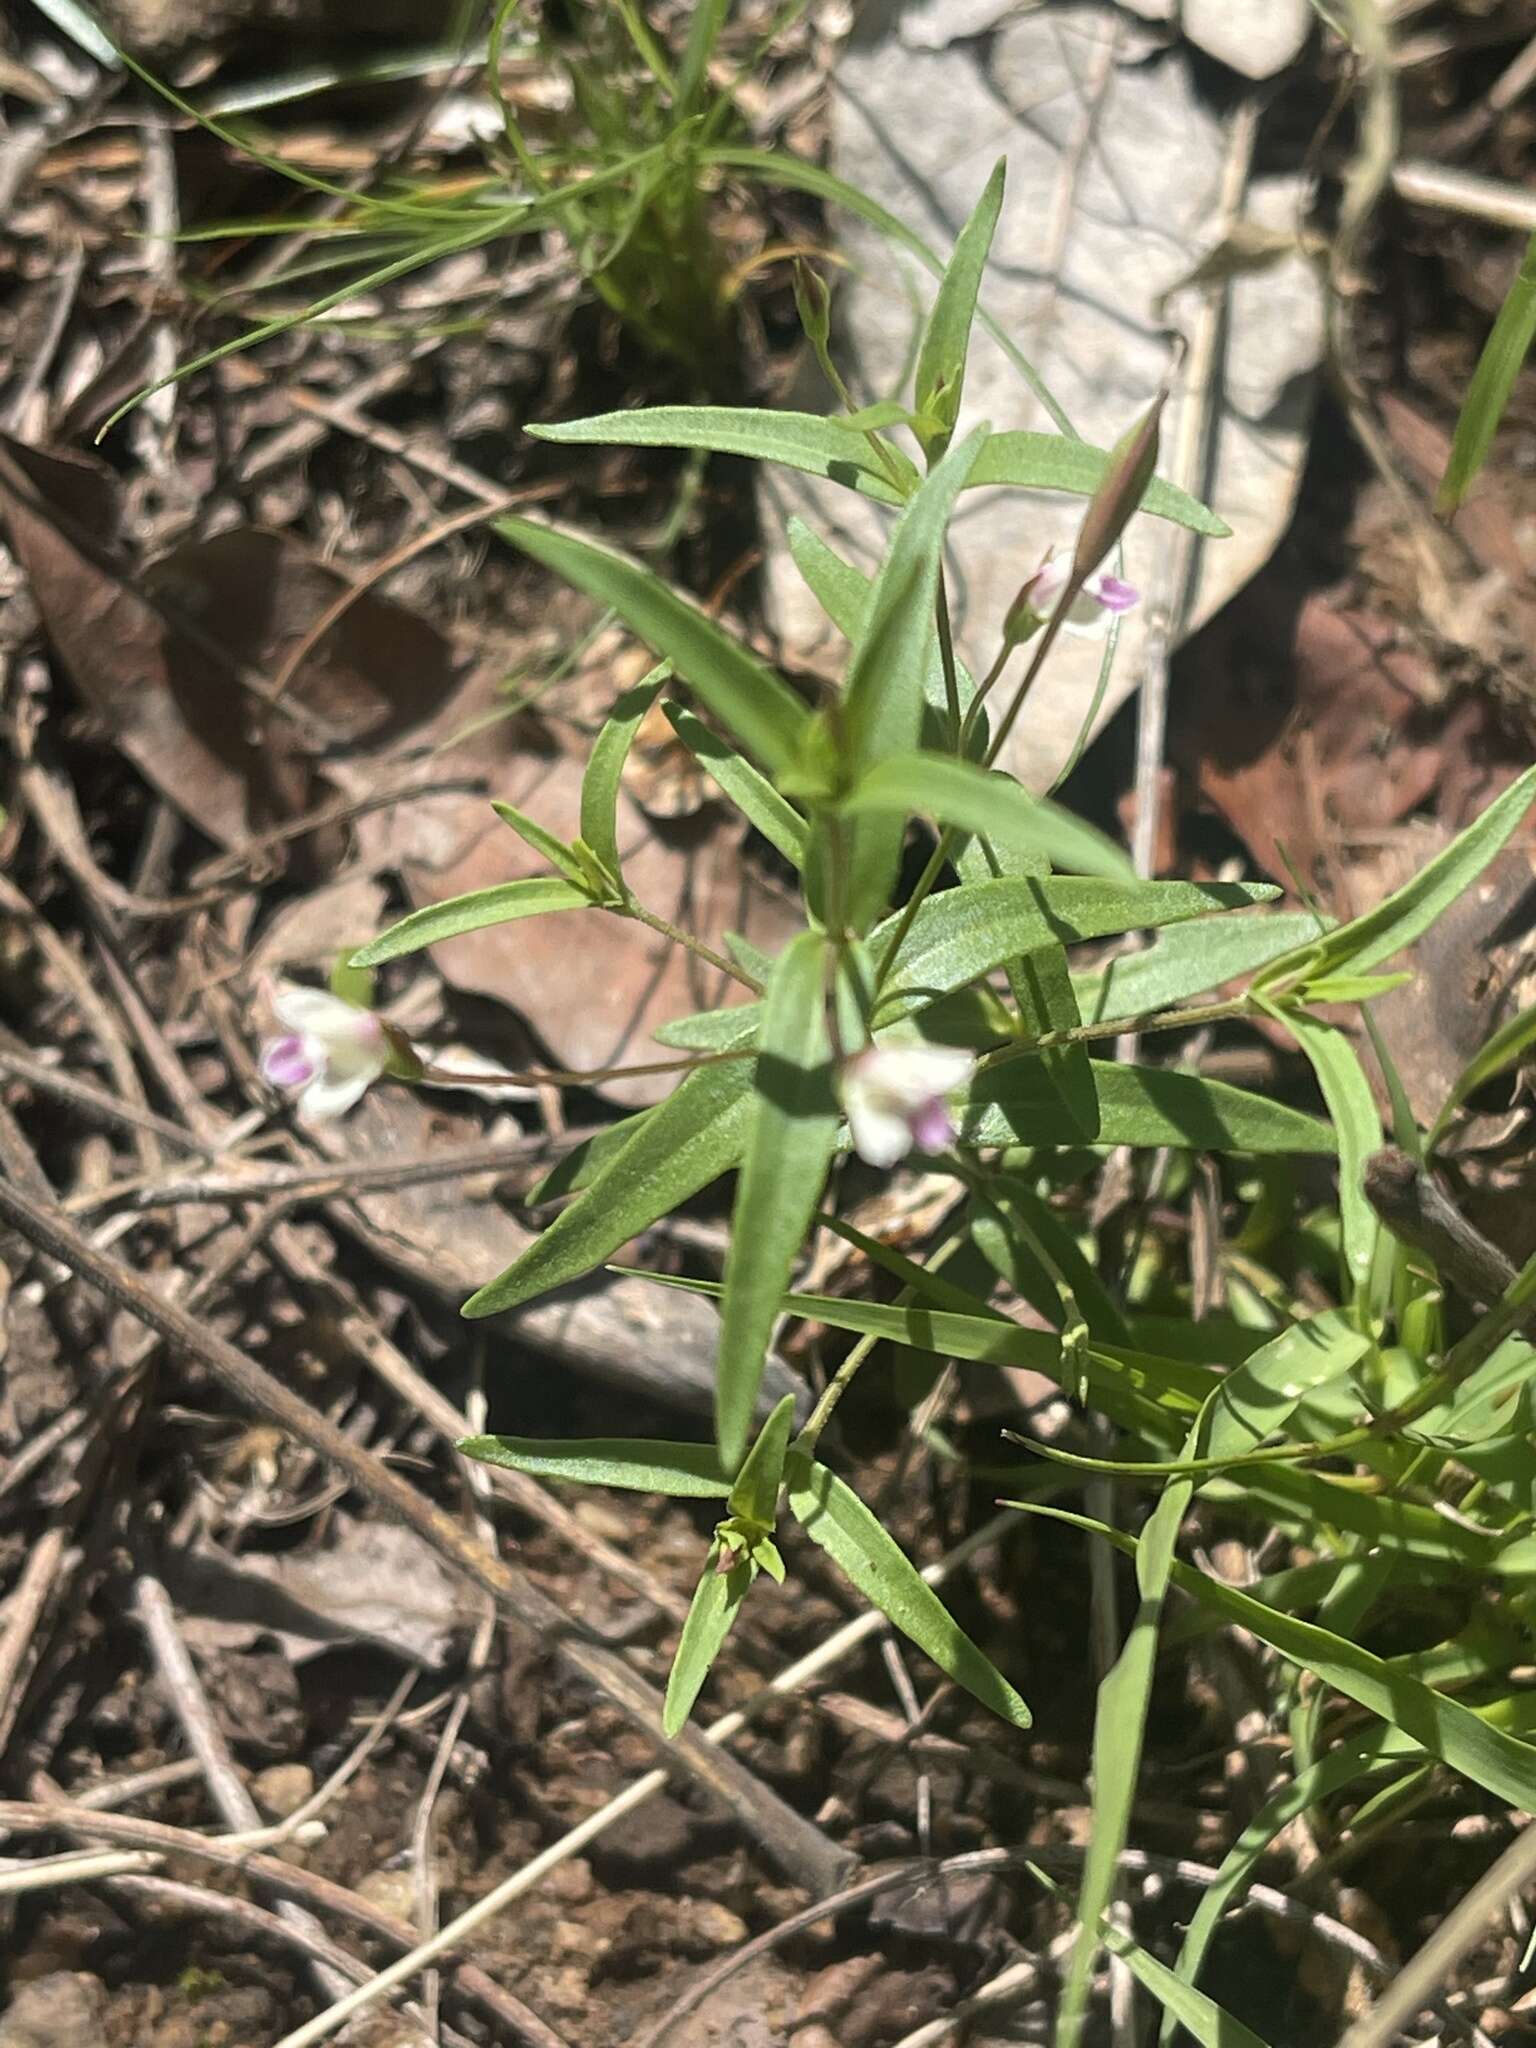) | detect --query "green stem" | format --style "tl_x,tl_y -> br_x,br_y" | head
981,995 -> 1251,1064
935,572 -> 963,745
794,1230 -> 972,1458
794,1328 -> 882,1460
614,900 -> 761,993
873,826 -> 956,988
983,584 -> 1084,770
